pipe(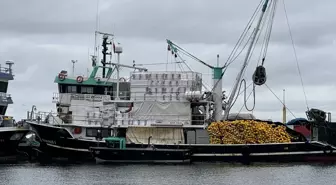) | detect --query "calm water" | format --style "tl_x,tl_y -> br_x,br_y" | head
0,163 -> 335,185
